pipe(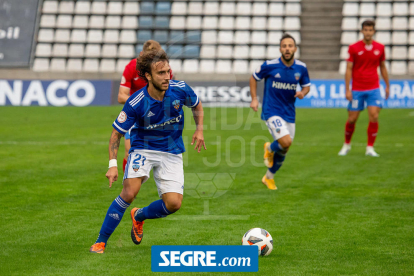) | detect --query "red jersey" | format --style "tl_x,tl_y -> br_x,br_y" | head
347,40 -> 385,91
120,58 -> 174,96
